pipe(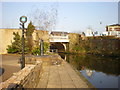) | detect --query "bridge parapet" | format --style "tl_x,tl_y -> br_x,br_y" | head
49,31 -> 69,42
49,38 -> 69,42
50,35 -> 69,39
